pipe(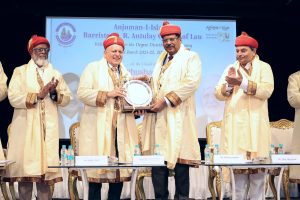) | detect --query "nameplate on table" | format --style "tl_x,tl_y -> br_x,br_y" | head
0,160 -> 15,167
75,156 -> 108,166
214,155 -> 245,164
133,155 -> 164,165
271,154 -> 300,164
